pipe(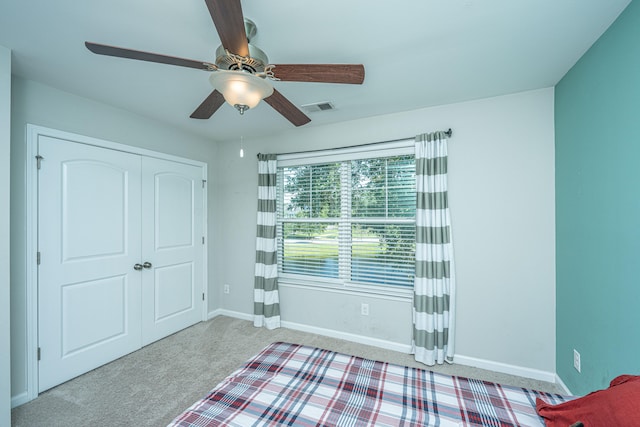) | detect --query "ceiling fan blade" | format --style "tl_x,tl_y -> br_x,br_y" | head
264,89 -> 311,127
85,42 -> 215,71
190,90 -> 226,119
204,0 -> 249,57
271,64 -> 365,84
